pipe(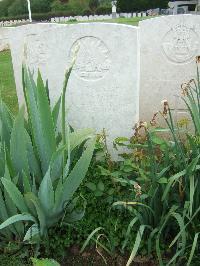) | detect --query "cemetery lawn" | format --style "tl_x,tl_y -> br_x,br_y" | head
65,16 -> 154,26
0,49 -> 18,114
